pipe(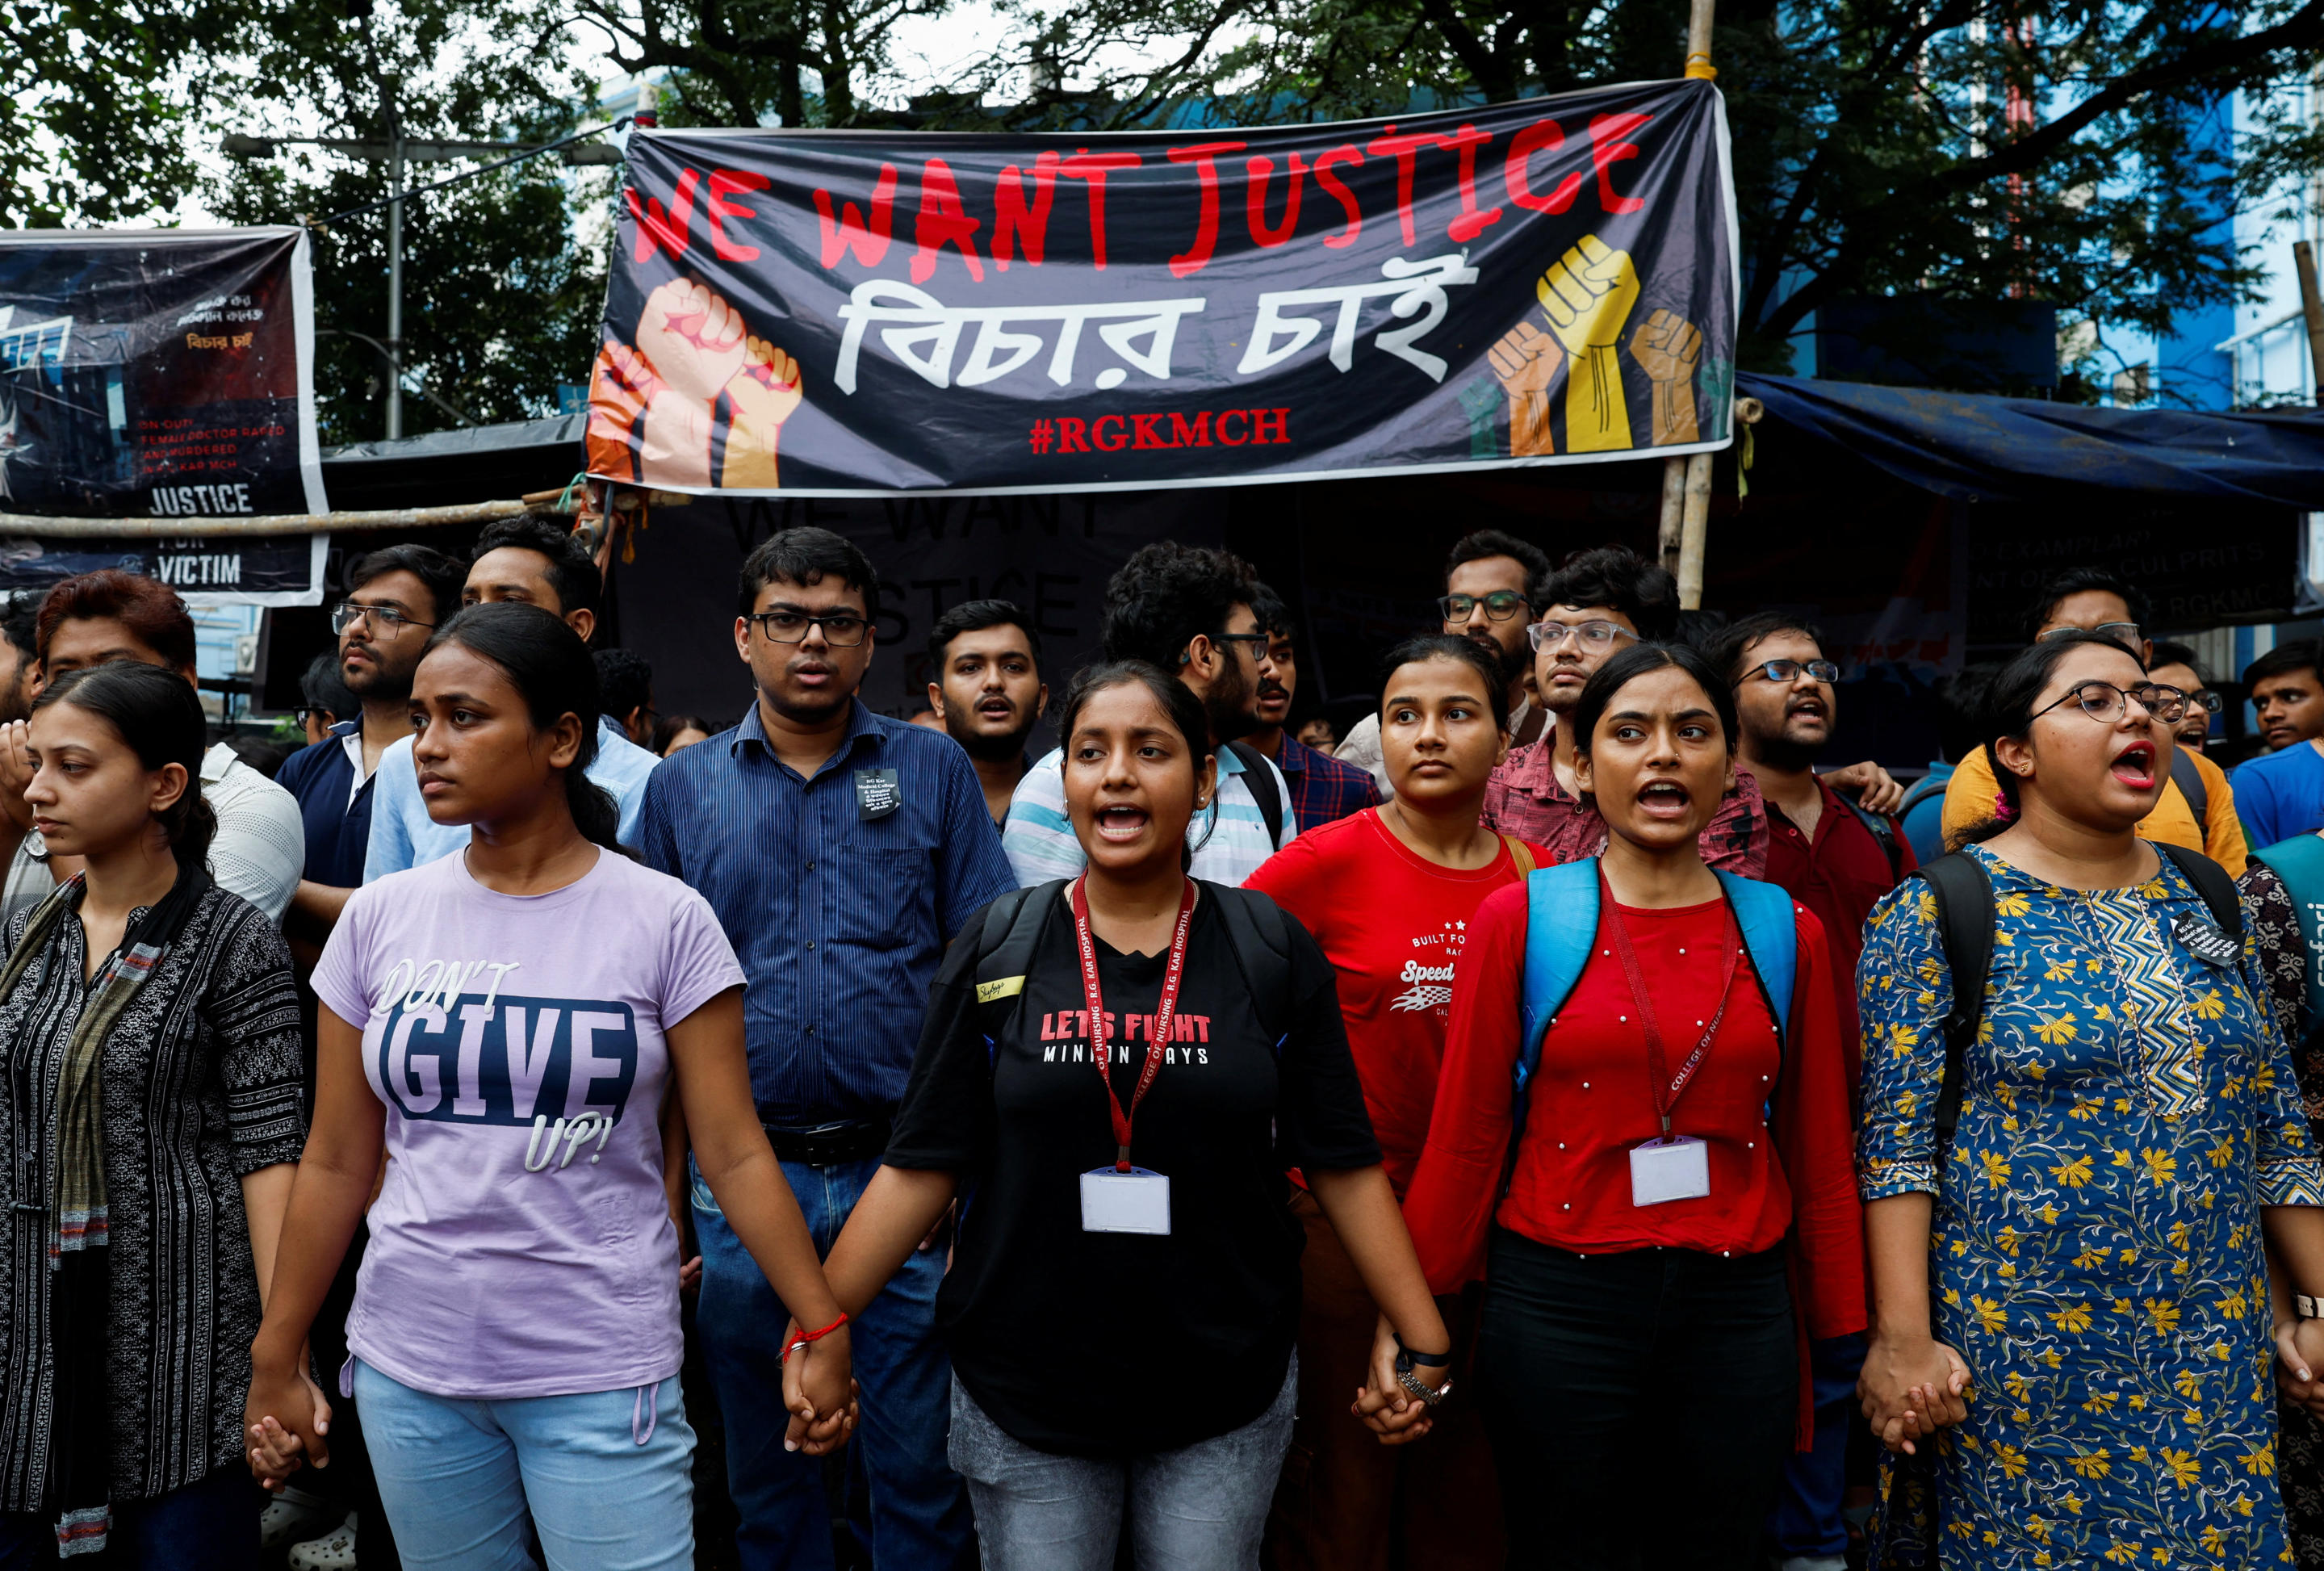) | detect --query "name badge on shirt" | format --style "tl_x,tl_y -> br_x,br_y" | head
2171,909 -> 2238,970
855,768 -> 901,821
1080,1168 -> 1170,1234
1630,1136 -> 1711,1207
